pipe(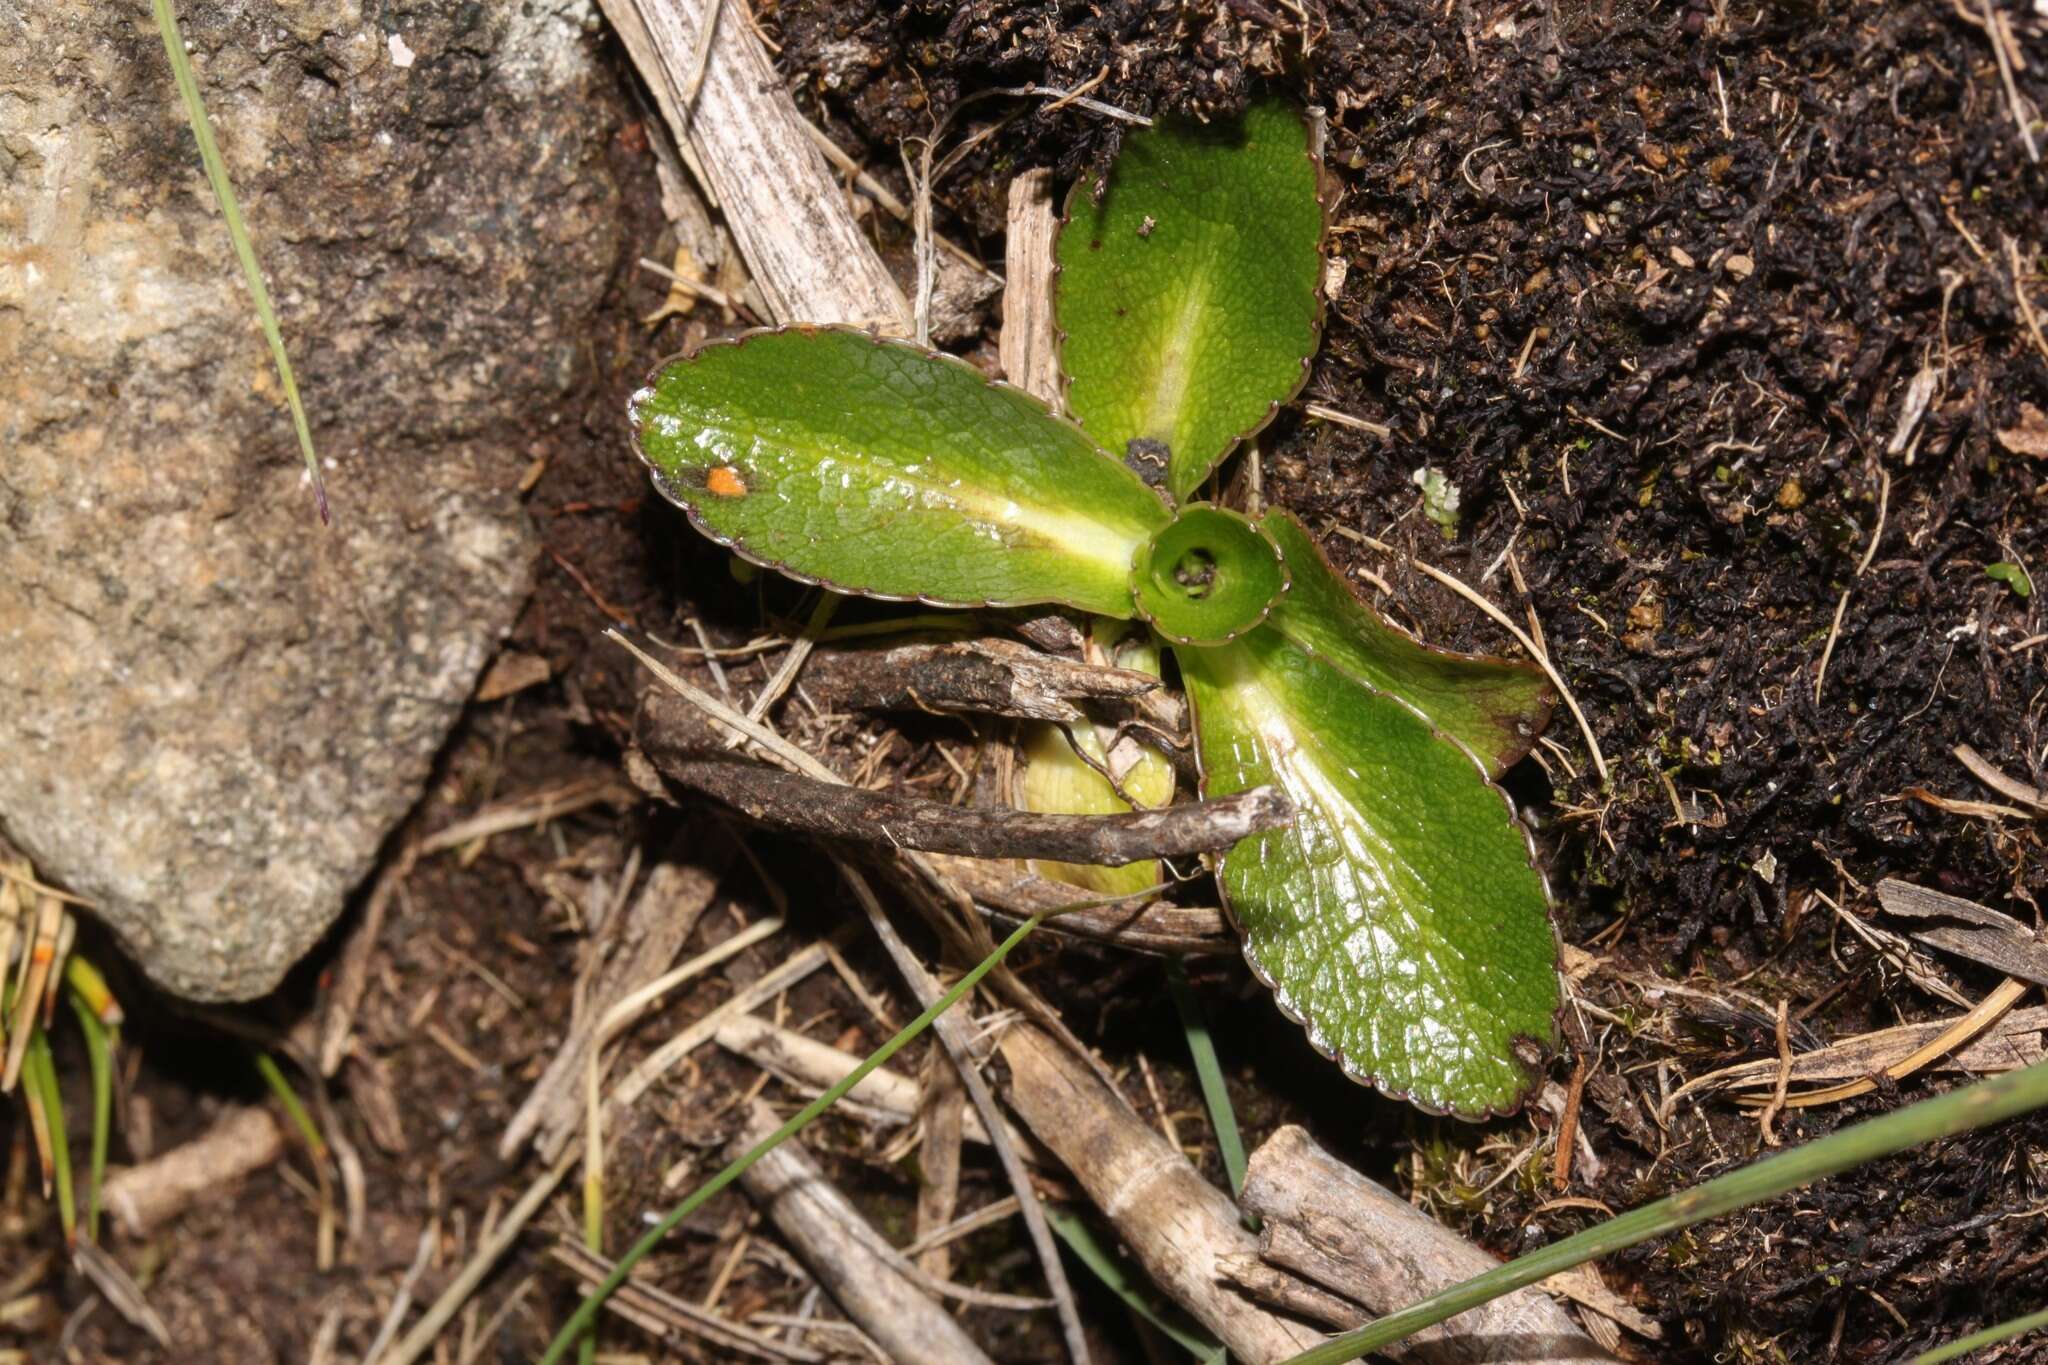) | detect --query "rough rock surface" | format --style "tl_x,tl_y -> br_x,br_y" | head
0,0 -> 625,998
